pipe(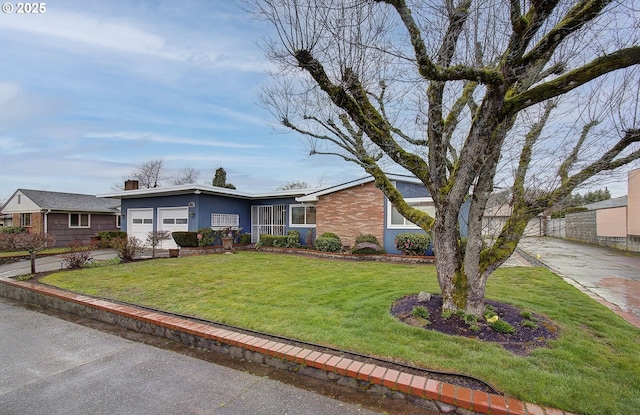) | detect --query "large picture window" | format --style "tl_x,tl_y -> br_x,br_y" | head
387,198 -> 435,229
69,213 -> 90,228
290,204 -> 316,227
